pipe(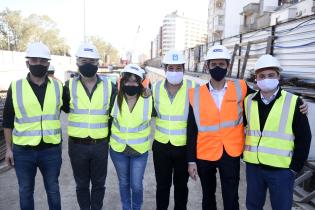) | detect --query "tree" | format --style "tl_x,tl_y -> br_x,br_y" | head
0,8 -> 70,55
88,36 -> 119,64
